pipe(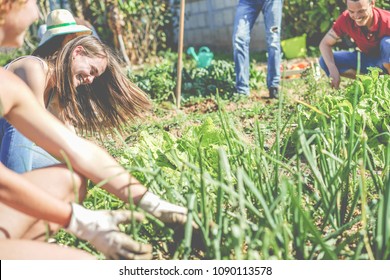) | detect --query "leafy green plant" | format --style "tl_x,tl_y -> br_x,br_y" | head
131,59 -> 265,102
374,145 -> 390,259
182,60 -> 236,98
130,61 -> 176,102
298,69 -> 389,159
